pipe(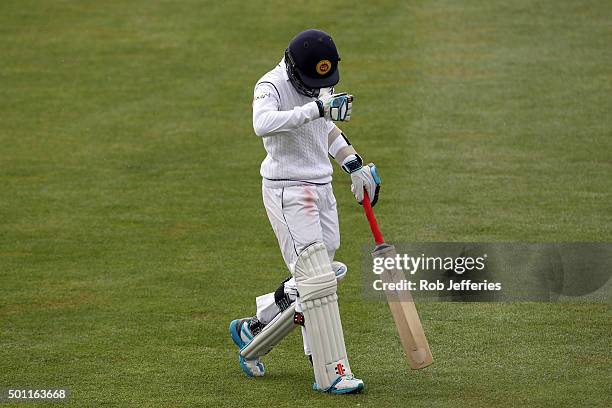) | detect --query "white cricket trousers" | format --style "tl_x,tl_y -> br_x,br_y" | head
256,182 -> 341,355
263,183 -> 340,270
